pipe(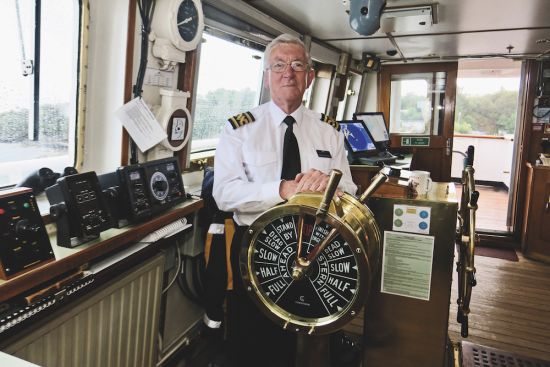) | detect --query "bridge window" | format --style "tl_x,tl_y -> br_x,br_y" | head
389,72 -> 447,135
0,0 -> 81,188
191,32 -> 264,153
